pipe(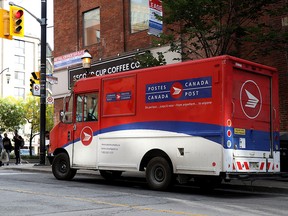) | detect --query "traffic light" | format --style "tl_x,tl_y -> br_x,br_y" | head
9,6 -> 24,37
0,9 -> 12,40
30,72 -> 40,94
